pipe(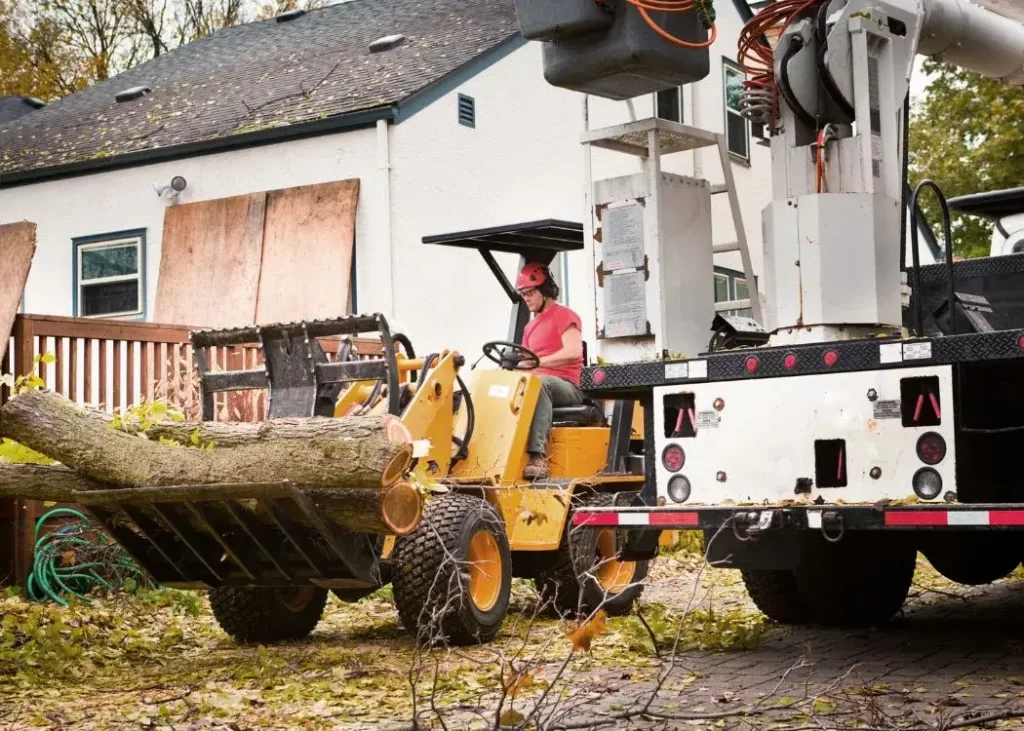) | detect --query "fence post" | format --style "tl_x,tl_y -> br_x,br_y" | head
8,315 -> 39,588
